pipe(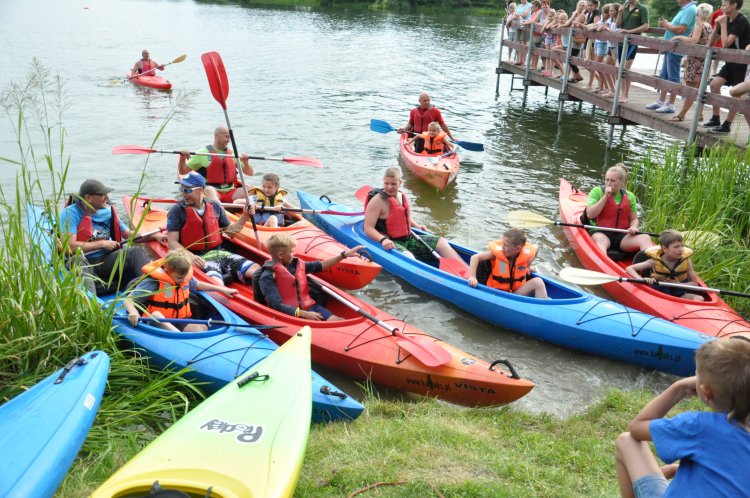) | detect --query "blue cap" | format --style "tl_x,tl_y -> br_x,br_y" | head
178,172 -> 206,188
